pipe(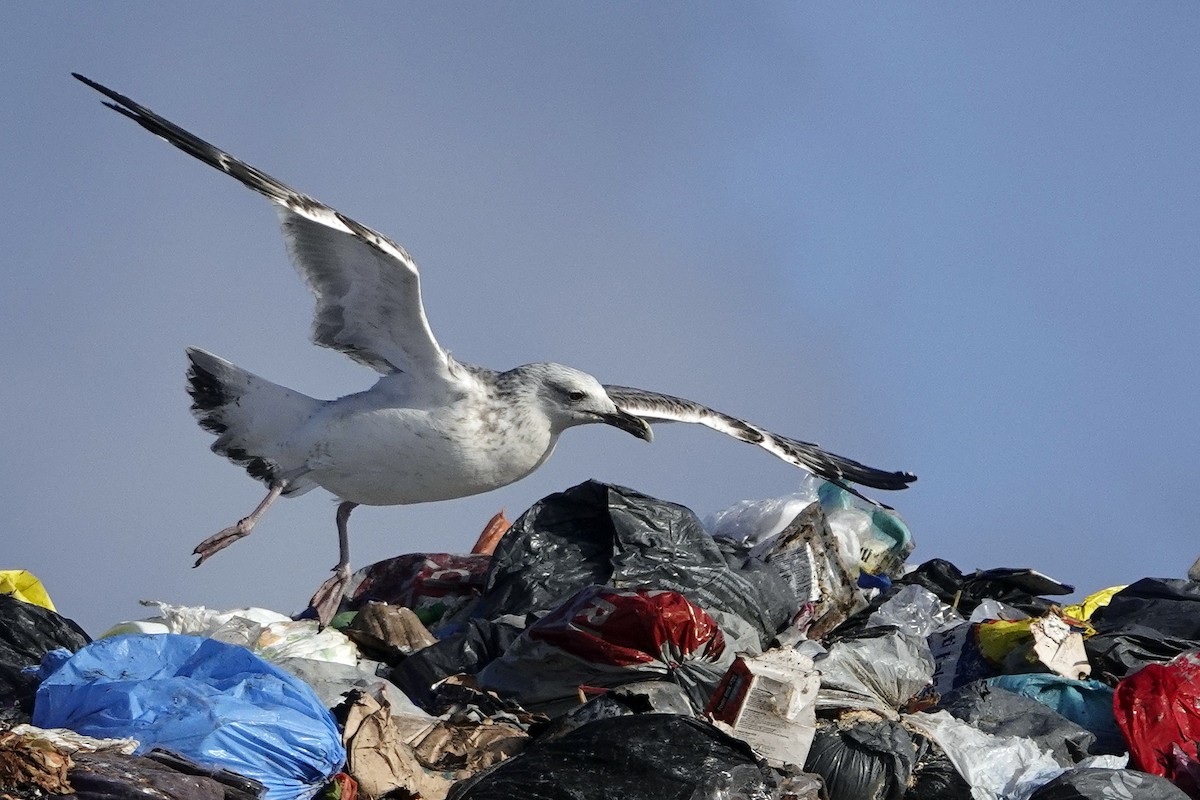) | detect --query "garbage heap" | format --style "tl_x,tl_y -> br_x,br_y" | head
4,477 -> 1200,800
